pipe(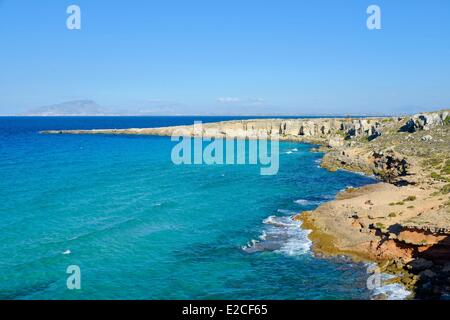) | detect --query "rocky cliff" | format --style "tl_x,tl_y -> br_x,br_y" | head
41,117 -> 385,143
296,110 -> 450,299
